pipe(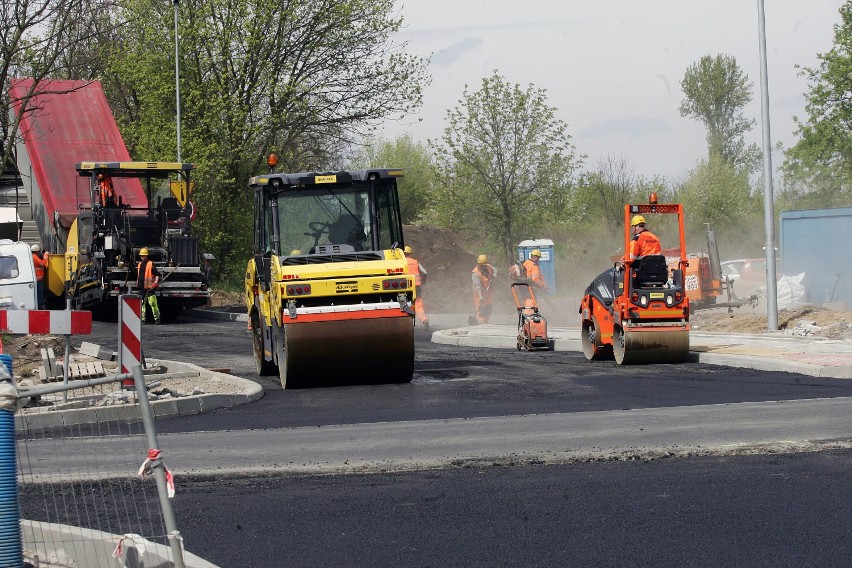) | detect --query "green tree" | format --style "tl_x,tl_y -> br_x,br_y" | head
575,154 -> 670,236
103,0 -> 429,281
783,1 -> 852,207
675,152 -> 757,245
679,54 -> 759,171
431,71 -> 581,265
352,134 -> 437,225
